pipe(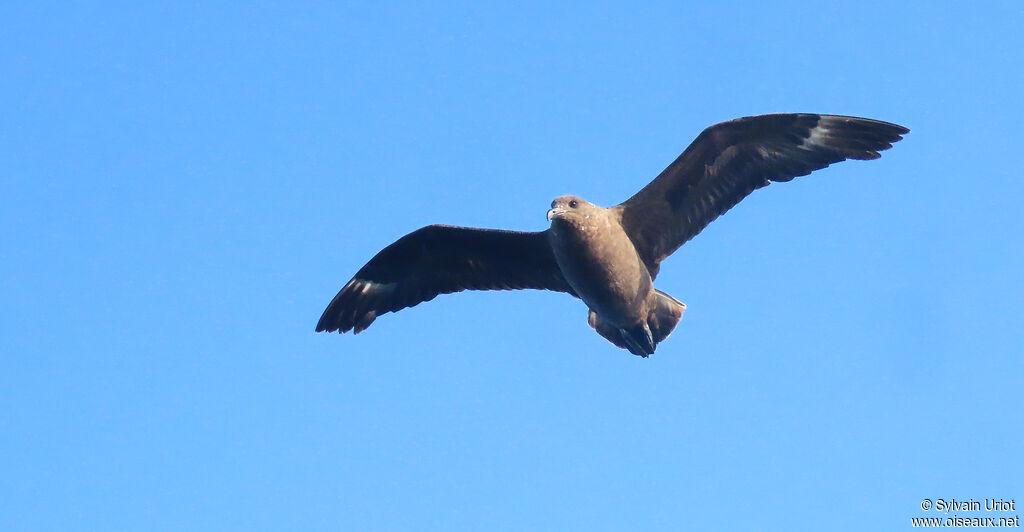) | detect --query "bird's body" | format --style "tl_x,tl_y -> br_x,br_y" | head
548,198 -> 651,326
546,196 -> 672,355
317,113 -> 909,357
